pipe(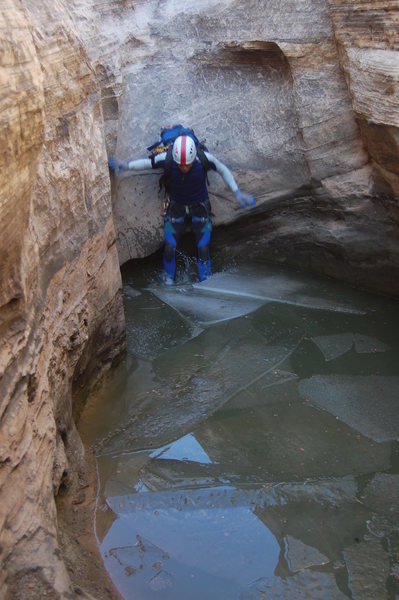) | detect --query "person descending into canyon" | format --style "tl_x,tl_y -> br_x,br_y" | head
109,128 -> 256,283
